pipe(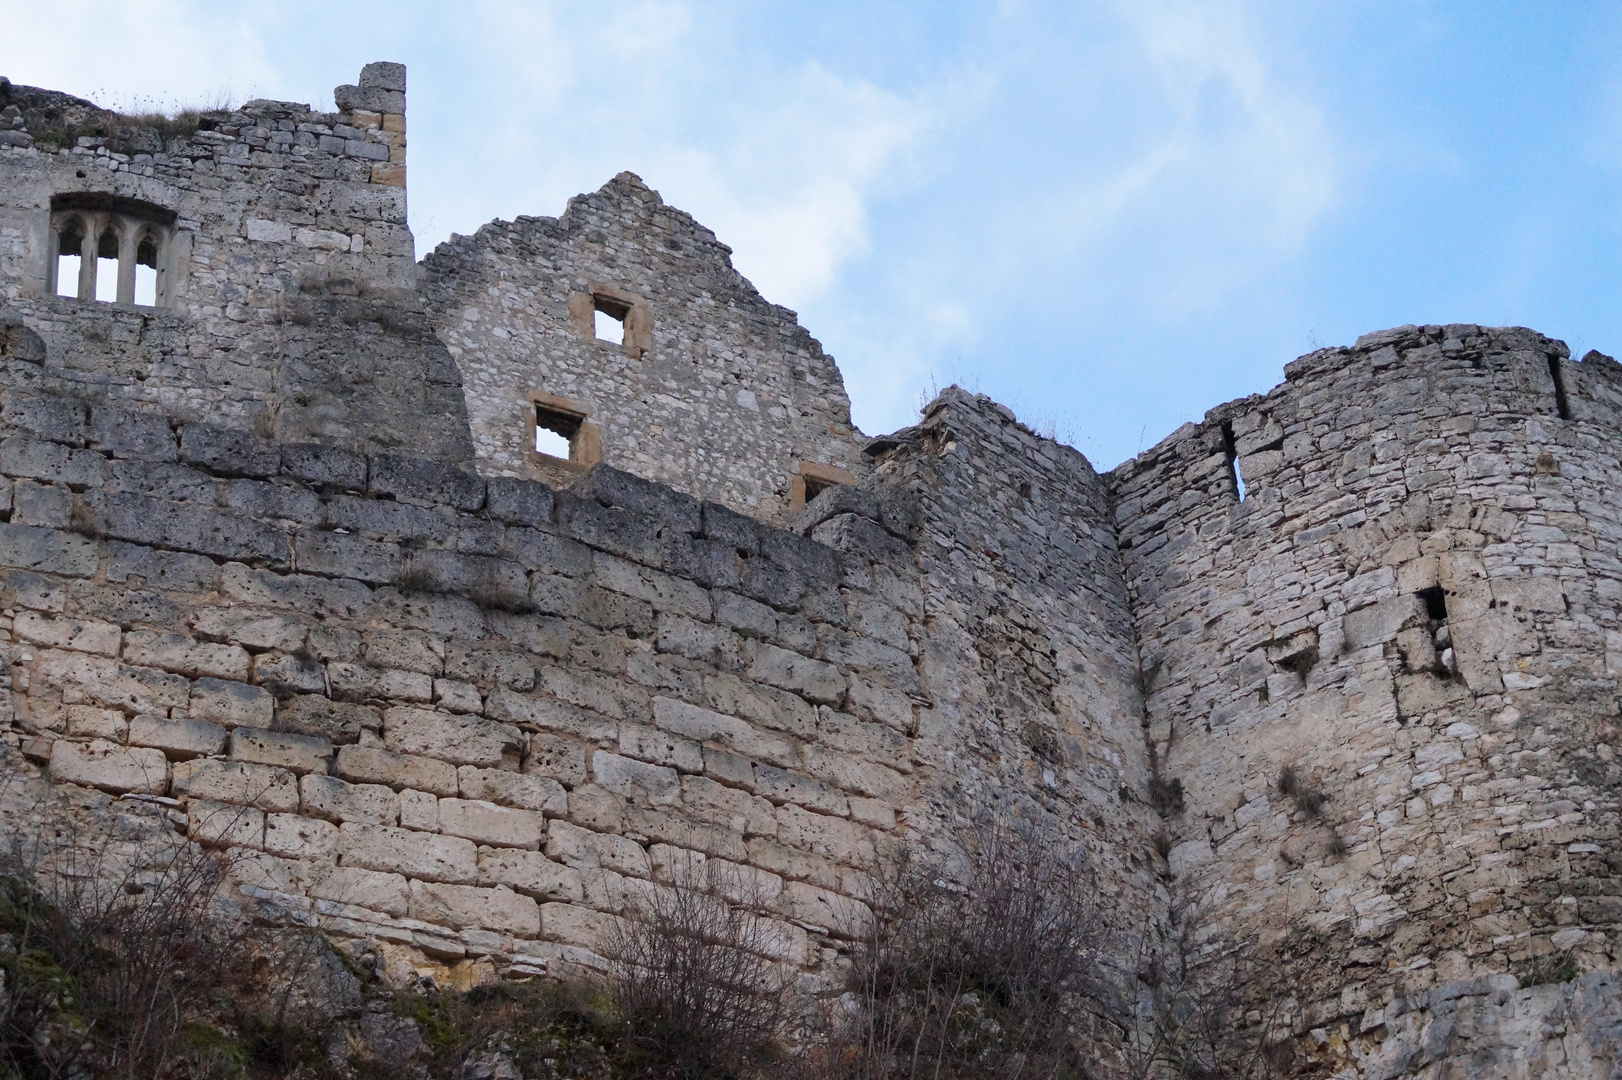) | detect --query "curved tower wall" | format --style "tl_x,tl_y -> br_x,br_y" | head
1110,324 -> 1622,1073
